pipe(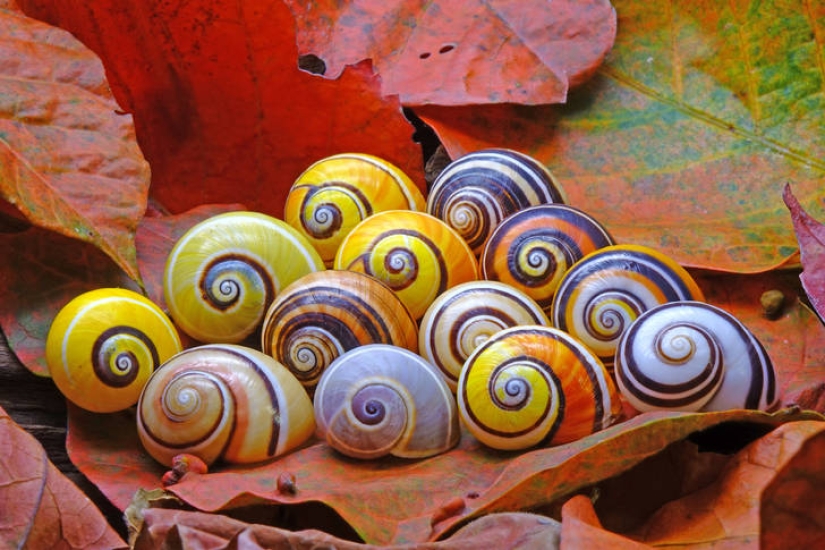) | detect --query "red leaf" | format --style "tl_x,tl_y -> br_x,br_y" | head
0,405 -> 127,549
16,0 -> 426,219
783,184 -> 825,323
285,0 -> 617,106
